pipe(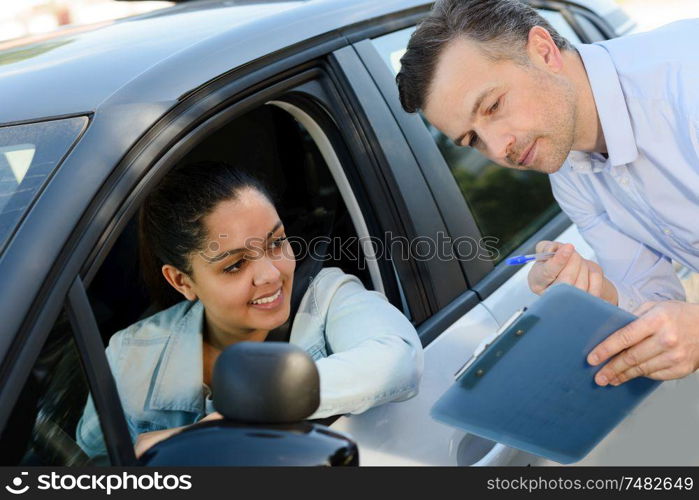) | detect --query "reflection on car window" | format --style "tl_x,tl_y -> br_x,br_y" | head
0,116 -> 87,253
372,12 -> 582,262
0,309 -> 108,466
